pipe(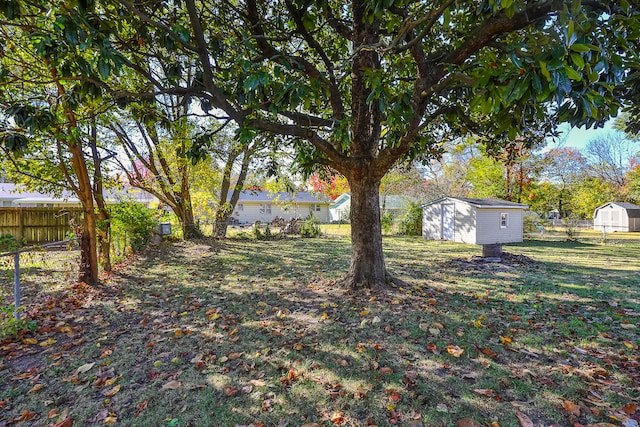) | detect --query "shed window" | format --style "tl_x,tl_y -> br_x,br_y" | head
260,203 -> 271,214
500,212 -> 509,228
